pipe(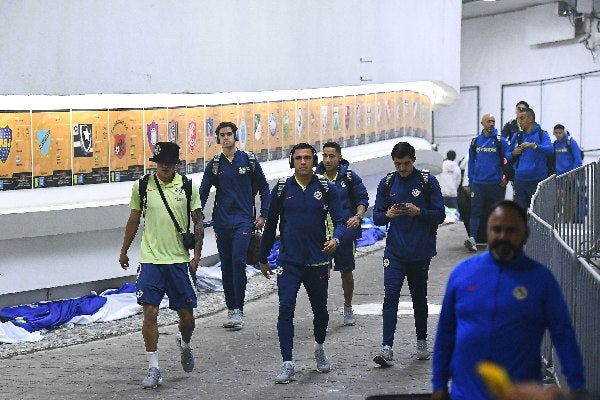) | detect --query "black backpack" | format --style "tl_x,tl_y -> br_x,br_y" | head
470,134 -> 507,178
211,151 -> 259,195
139,173 -> 193,225
382,169 -> 437,235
